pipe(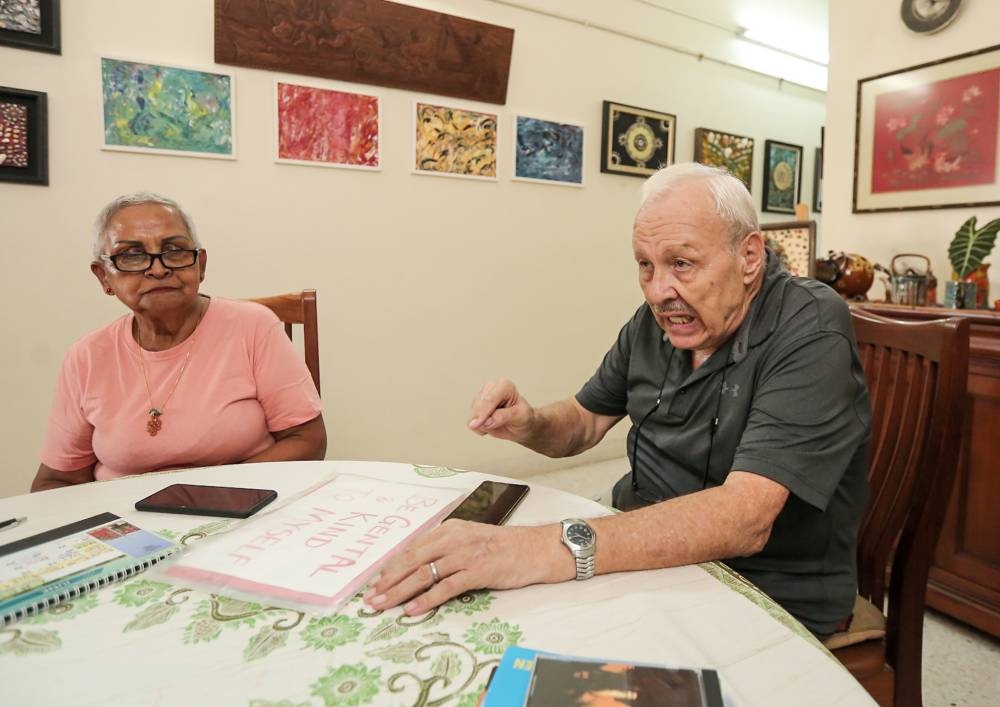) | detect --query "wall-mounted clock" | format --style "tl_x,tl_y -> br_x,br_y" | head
900,0 -> 963,33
